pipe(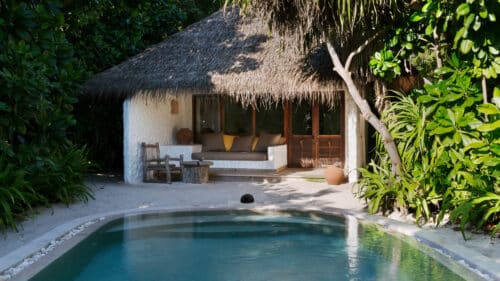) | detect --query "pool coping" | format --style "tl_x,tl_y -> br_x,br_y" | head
0,205 -> 498,281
